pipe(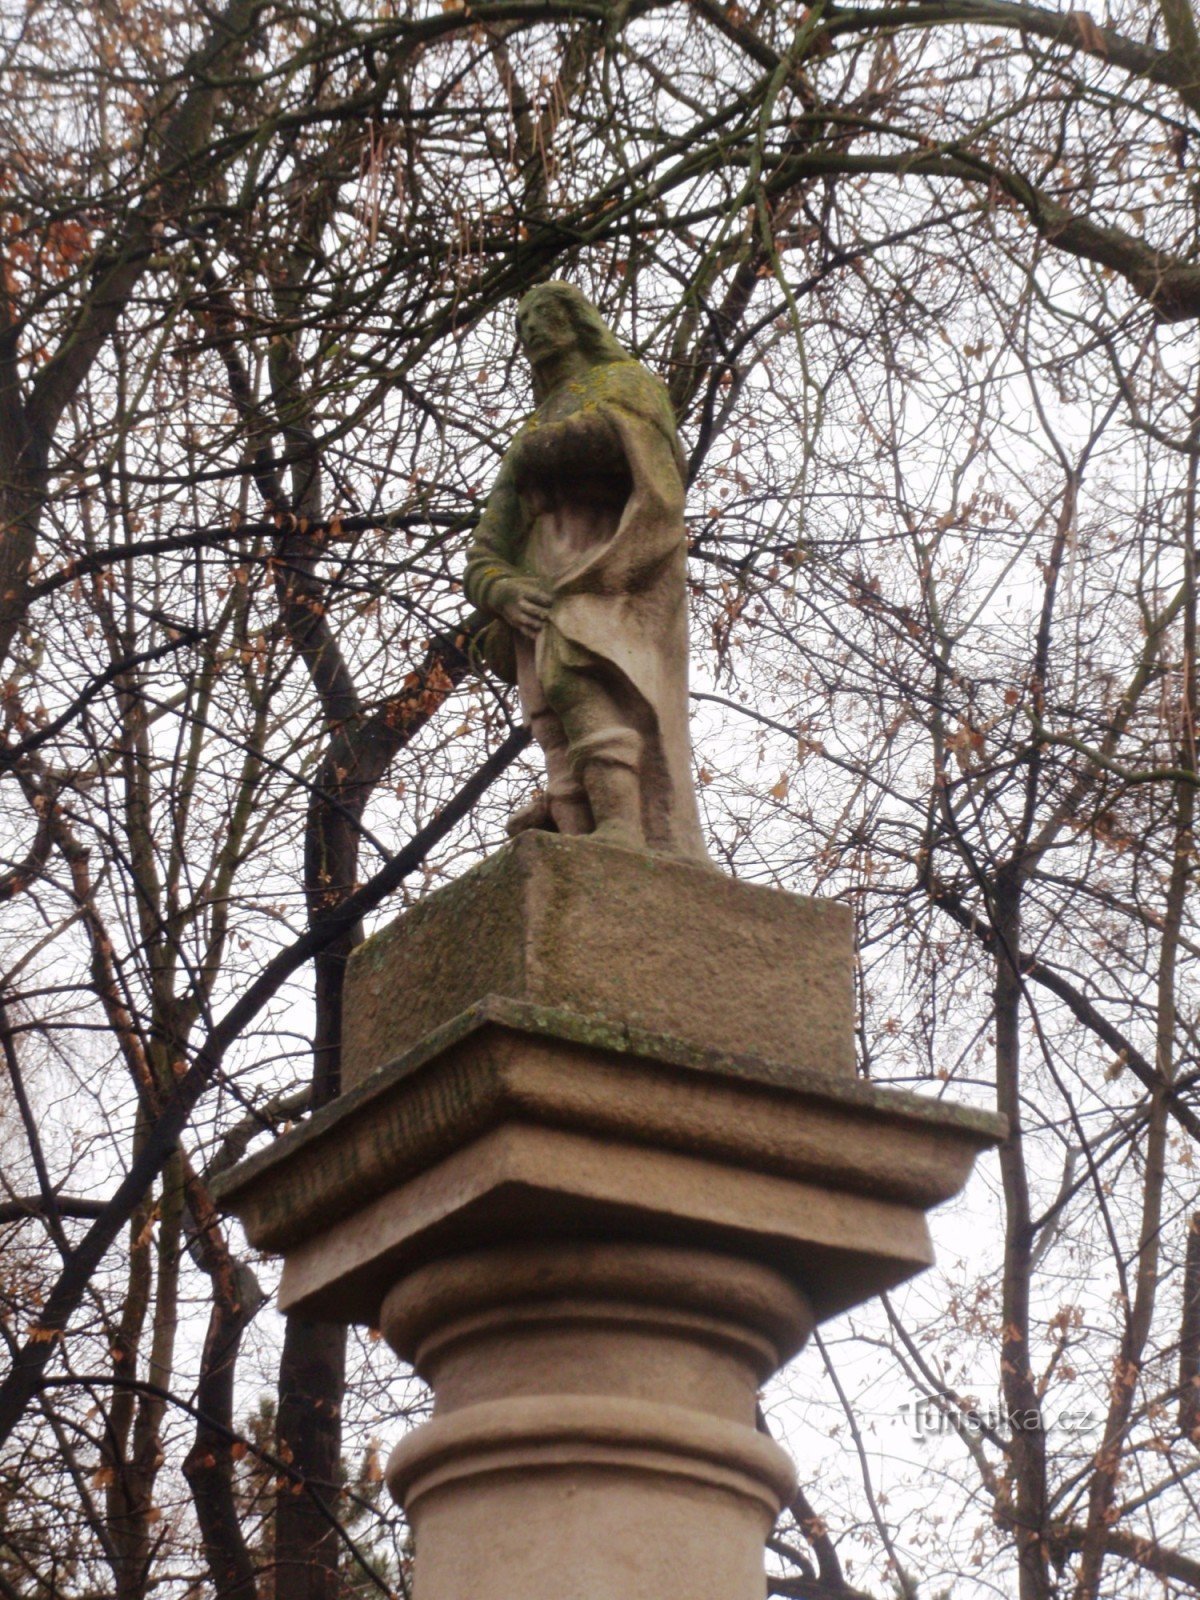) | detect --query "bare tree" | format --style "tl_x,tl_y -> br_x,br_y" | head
0,0 -> 1198,1596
